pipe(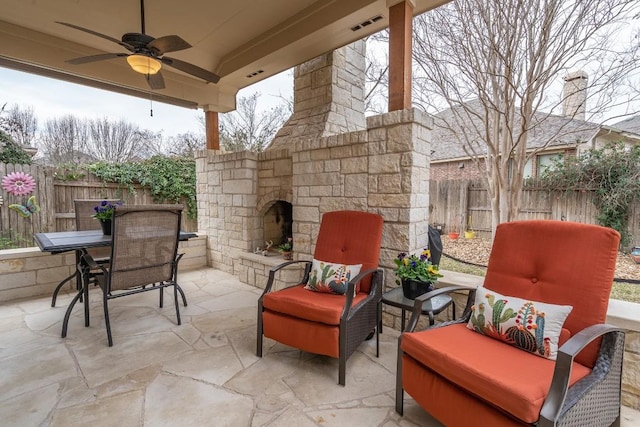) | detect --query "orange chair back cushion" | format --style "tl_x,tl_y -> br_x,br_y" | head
483,220 -> 619,367
313,210 -> 383,293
